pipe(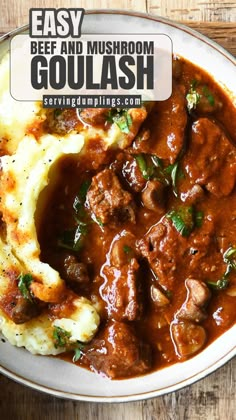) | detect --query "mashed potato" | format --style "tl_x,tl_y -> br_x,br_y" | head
0,52 -> 148,357
0,54 -> 101,355
0,297 -> 100,355
0,55 -> 43,155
